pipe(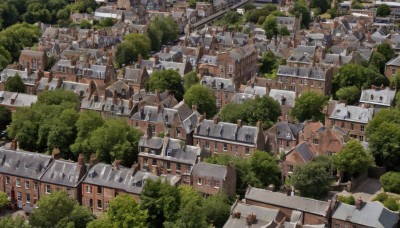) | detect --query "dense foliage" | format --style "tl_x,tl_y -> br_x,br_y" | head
338,195 -> 355,205
183,85 -> 216,118
0,106 -> 12,132
114,34 -> 151,68
220,96 -> 281,130
149,69 -> 185,101
183,71 -> 199,91
336,86 -> 360,105
380,172 -> 400,194
291,91 -> 327,122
